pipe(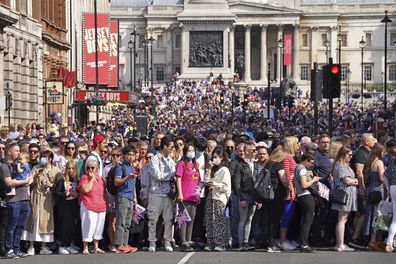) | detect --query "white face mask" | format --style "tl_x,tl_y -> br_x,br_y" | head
39,157 -> 48,165
186,151 -> 195,160
212,158 -> 221,166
